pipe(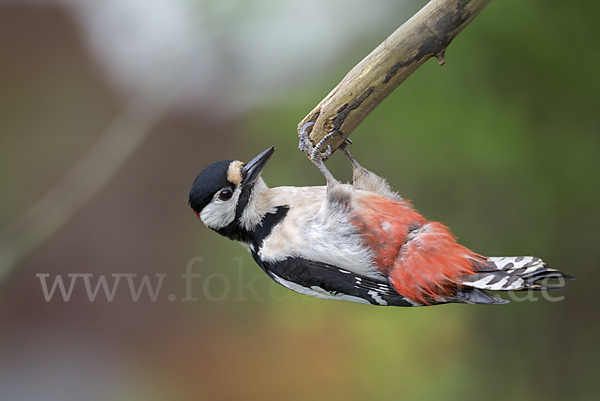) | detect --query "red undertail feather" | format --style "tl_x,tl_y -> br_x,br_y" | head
352,194 -> 477,305
391,222 -> 477,304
